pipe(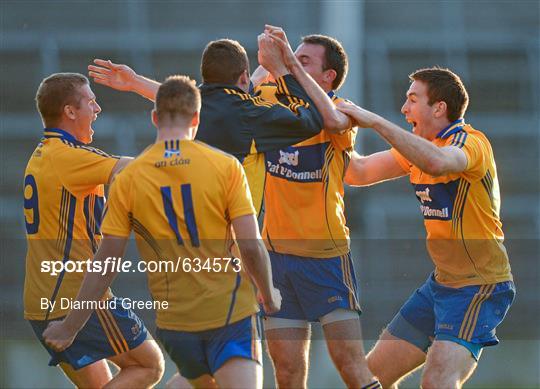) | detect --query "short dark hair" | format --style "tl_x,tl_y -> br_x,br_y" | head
201,39 -> 249,85
409,67 -> 469,122
35,73 -> 89,127
156,75 -> 201,123
301,34 -> 348,90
